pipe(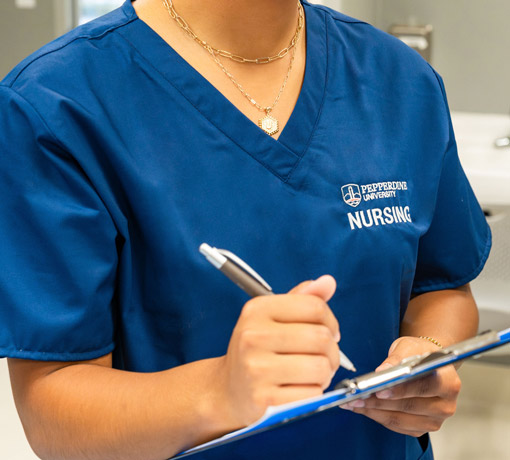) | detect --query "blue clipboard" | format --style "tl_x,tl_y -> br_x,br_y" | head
173,328 -> 510,458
